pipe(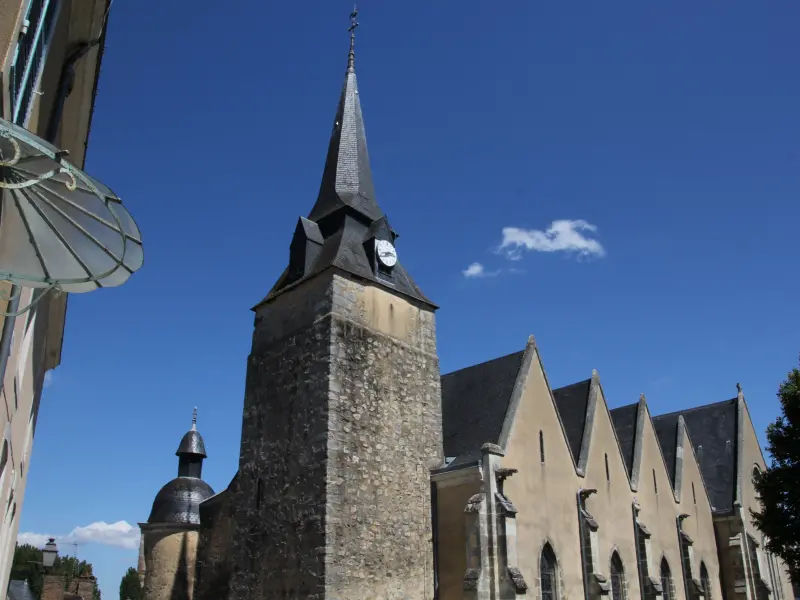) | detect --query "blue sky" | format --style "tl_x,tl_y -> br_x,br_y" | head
18,1 -> 800,597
